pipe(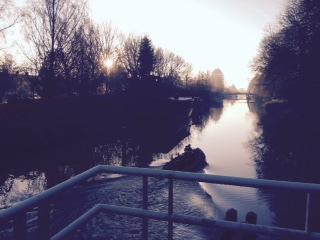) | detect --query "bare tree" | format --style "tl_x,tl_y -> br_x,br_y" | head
69,20 -> 104,96
0,0 -> 18,35
98,22 -> 119,92
23,0 -> 87,97
117,35 -> 141,79
25,0 -> 87,65
0,0 -> 20,51
0,53 -> 17,72
154,48 -> 192,85
99,22 -> 118,65
154,48 -> 167,77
